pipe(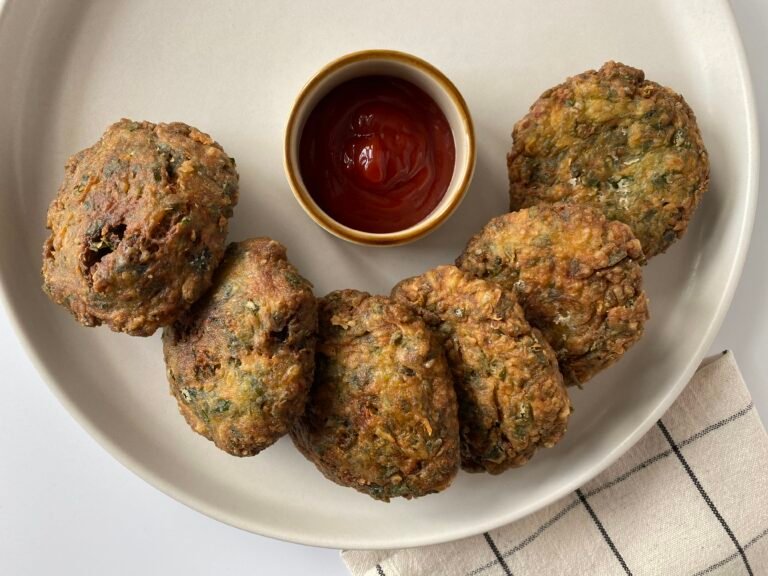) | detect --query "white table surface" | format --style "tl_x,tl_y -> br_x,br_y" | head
1,2 -> 765,574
